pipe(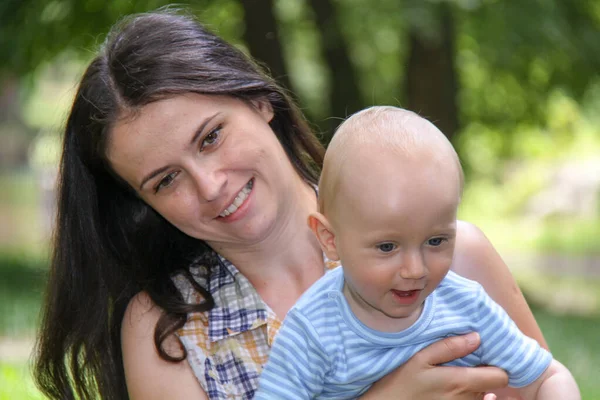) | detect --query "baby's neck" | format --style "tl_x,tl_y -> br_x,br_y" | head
342,283 -> 424,333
